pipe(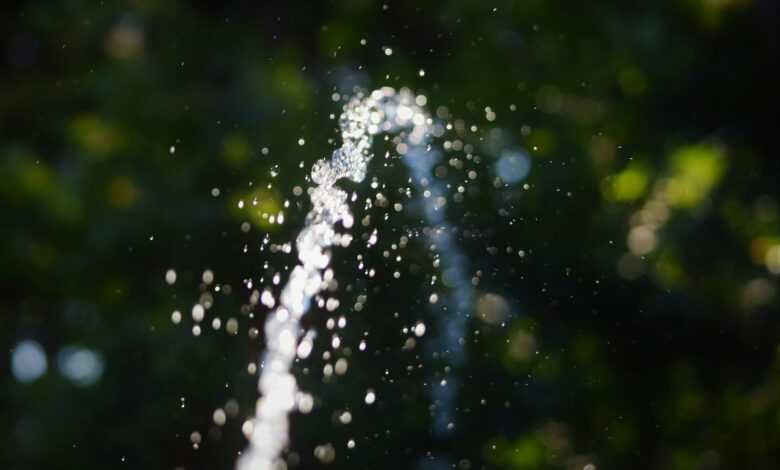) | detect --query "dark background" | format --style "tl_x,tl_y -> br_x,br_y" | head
2,1 -> 779,469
